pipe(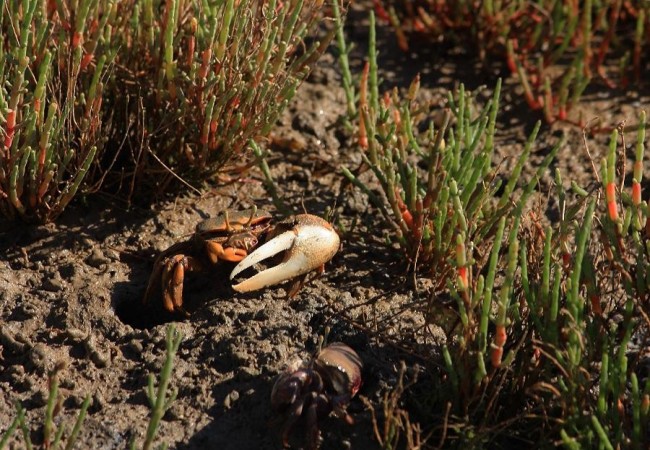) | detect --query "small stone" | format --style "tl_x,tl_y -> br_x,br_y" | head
223,390 -> 240,409
86,247 -> 109,268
